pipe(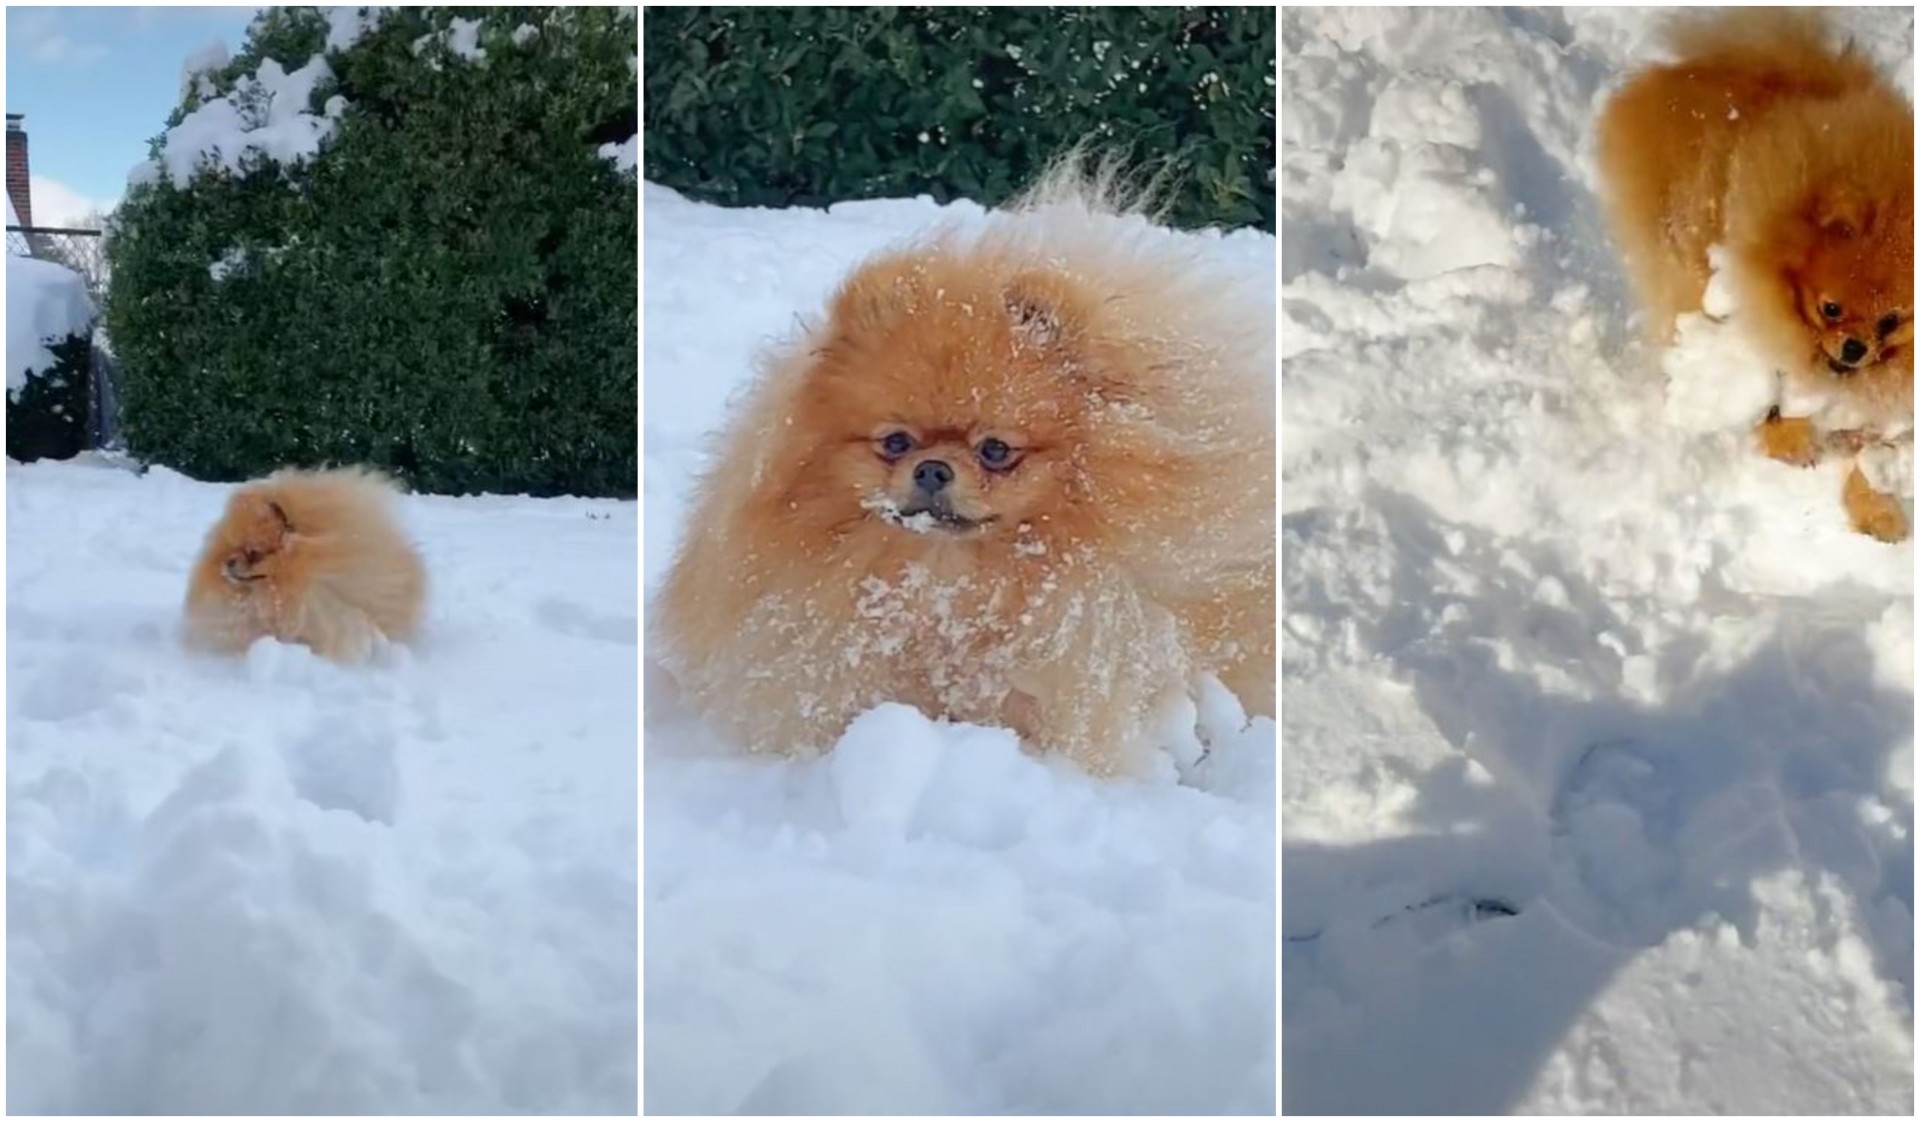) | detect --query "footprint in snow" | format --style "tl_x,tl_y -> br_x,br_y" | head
14,652 -> 144,723
281,711 -> 402,826
1546,738 -> 1792,951
533,597 -> 637,645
